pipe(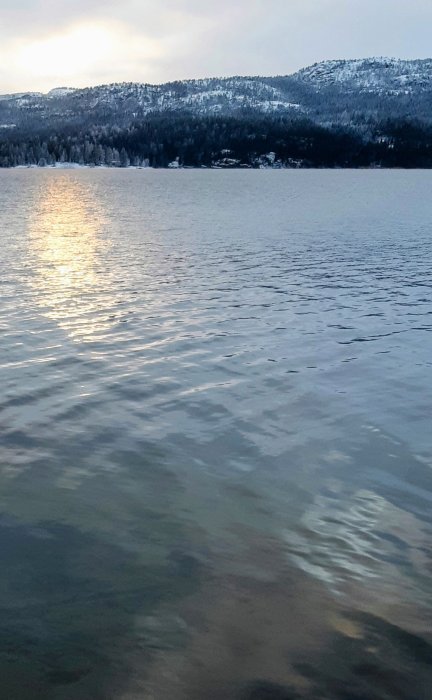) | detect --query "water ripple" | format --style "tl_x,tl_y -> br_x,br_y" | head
1,170 -> 432,698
